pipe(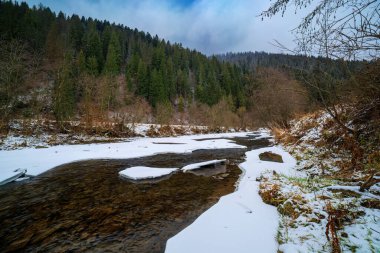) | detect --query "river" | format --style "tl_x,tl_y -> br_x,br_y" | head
0,135 -> 271,253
